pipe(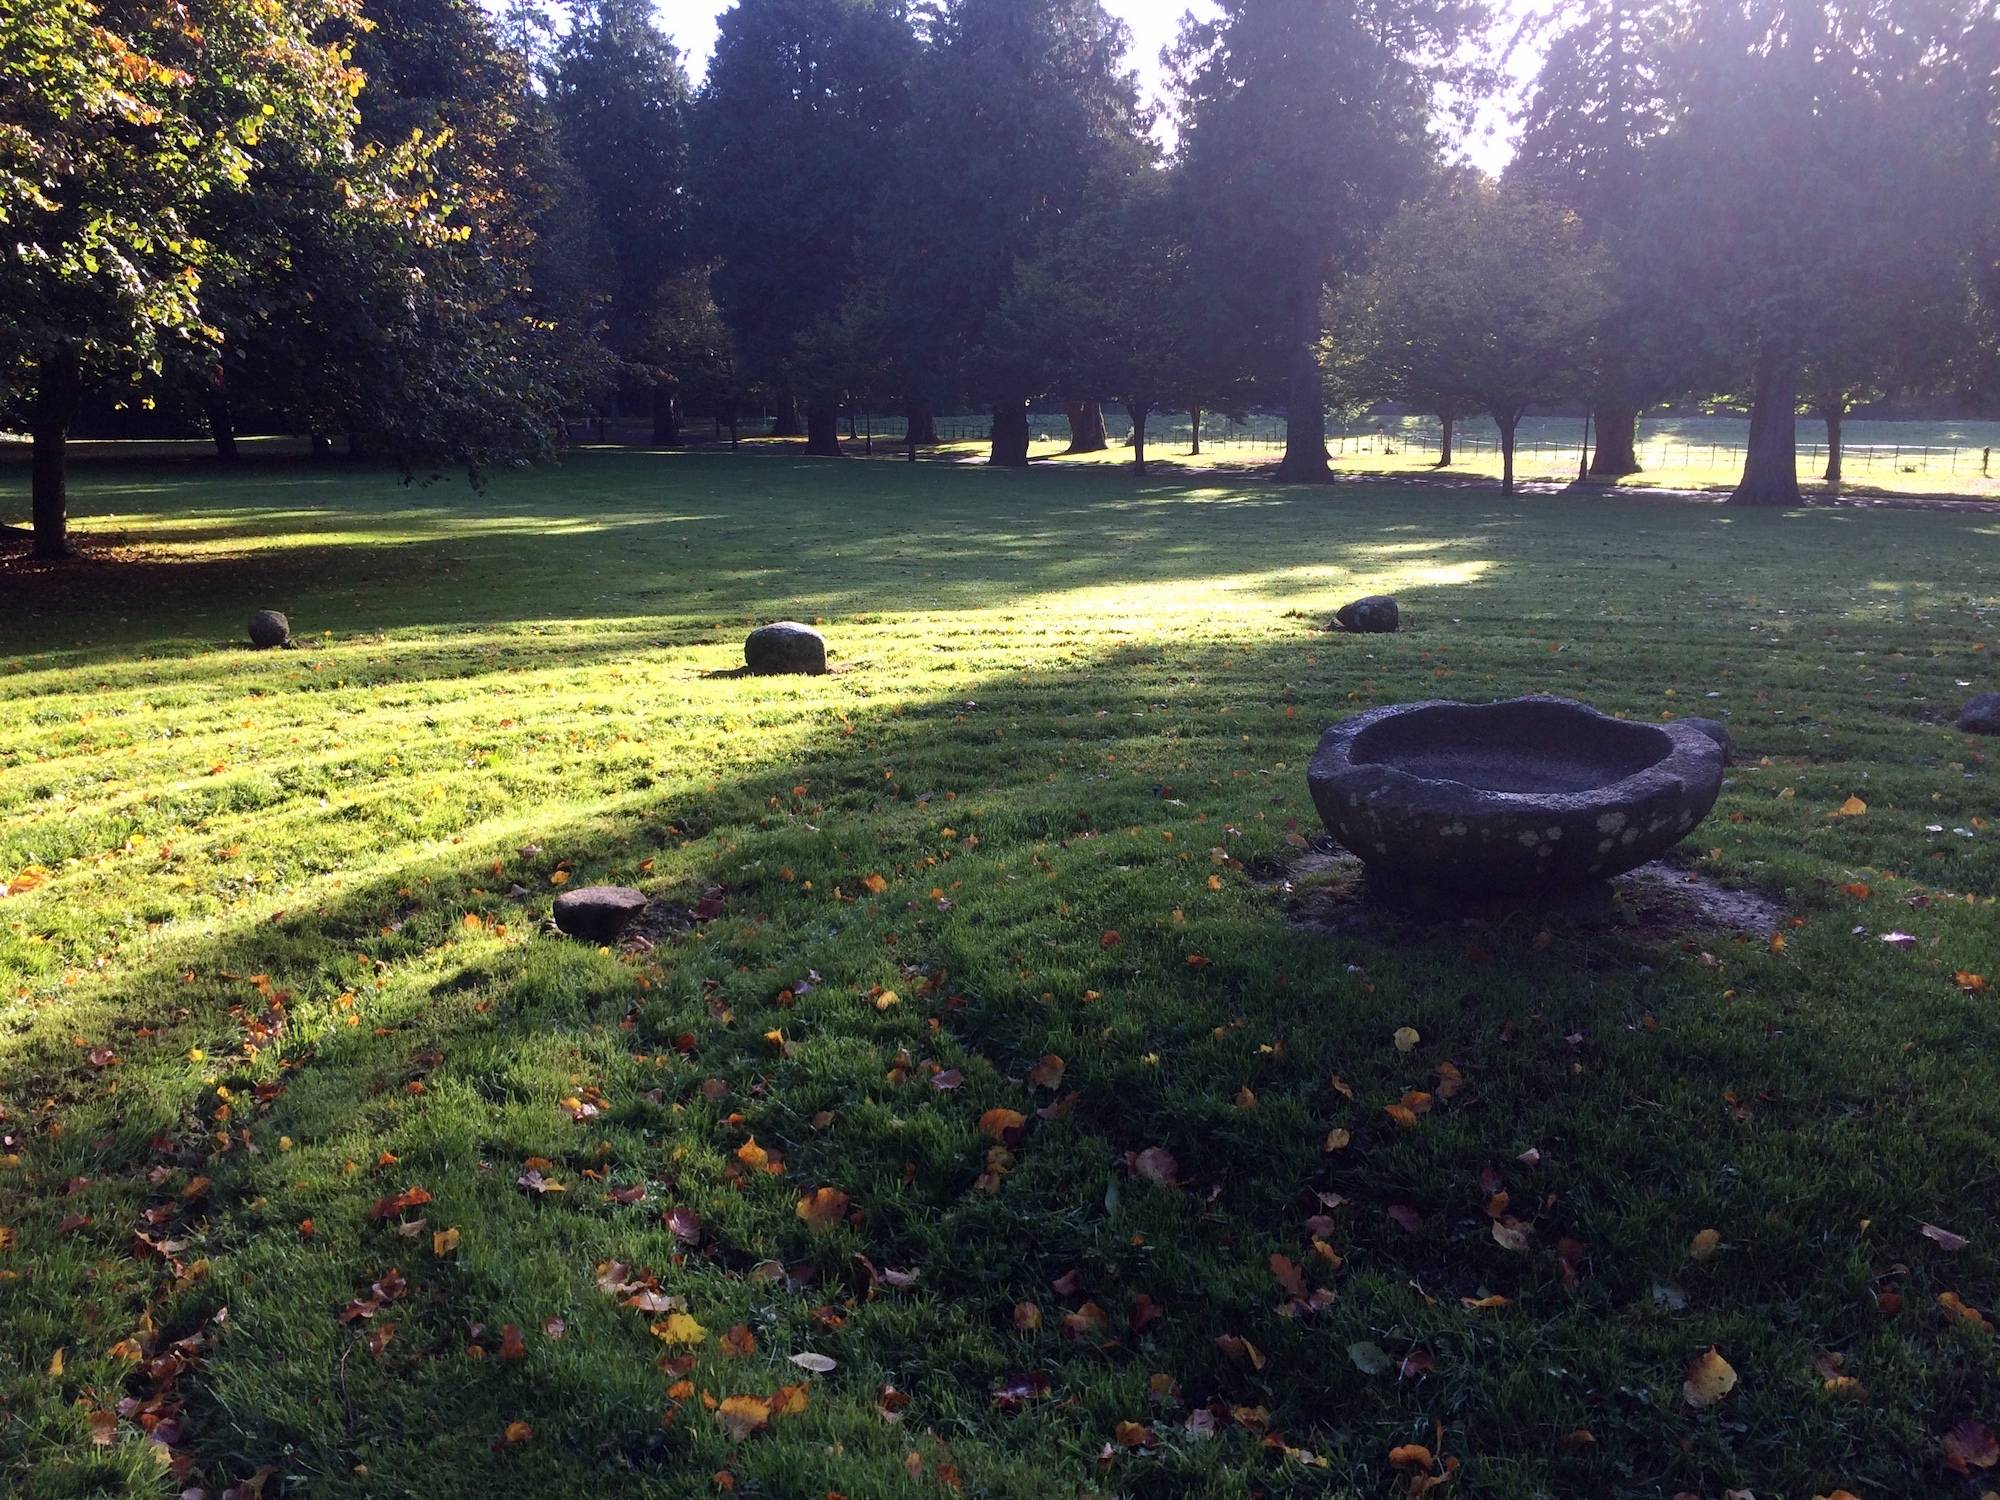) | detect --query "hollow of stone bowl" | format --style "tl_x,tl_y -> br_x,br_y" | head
1307,696 -> 1725,891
